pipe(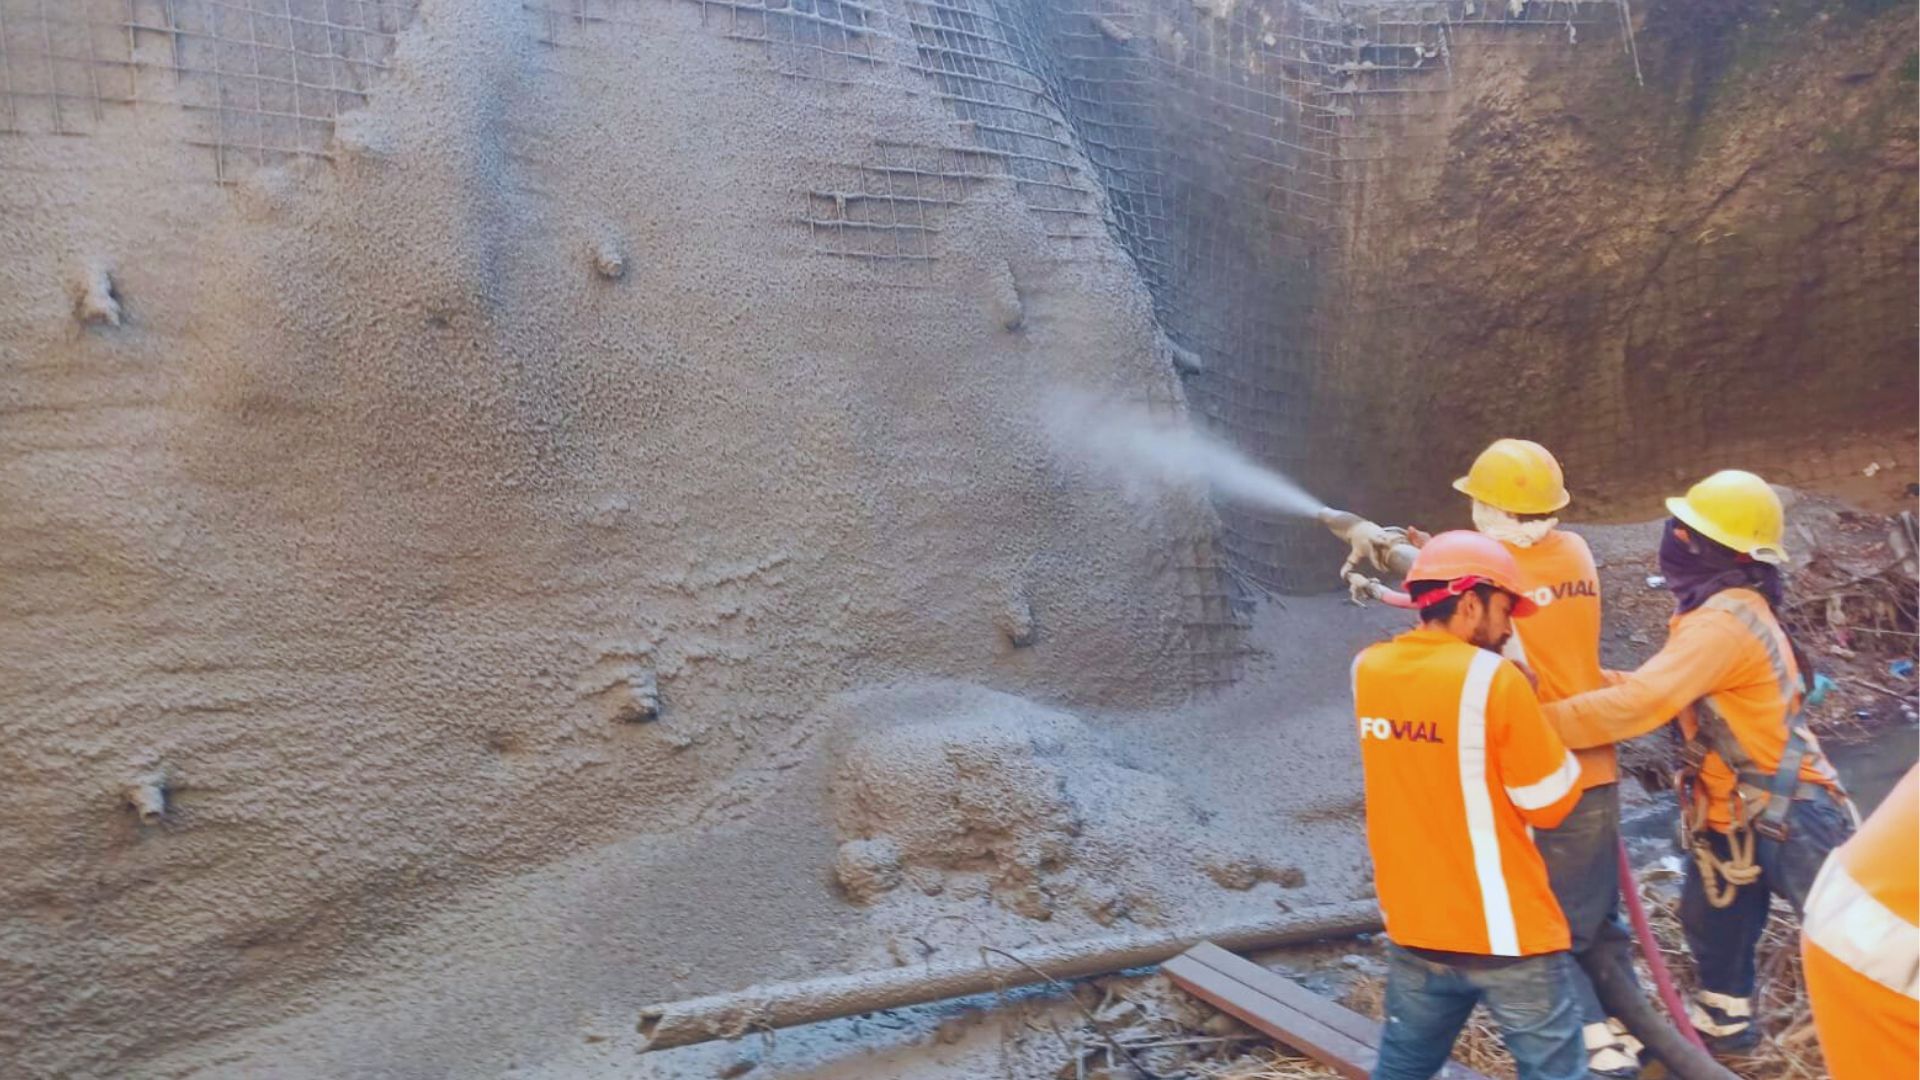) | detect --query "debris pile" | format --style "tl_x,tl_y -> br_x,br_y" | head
1637,867 -> 1827,1080
1773,494 -> 1919,736
823,681 -> 1304,931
